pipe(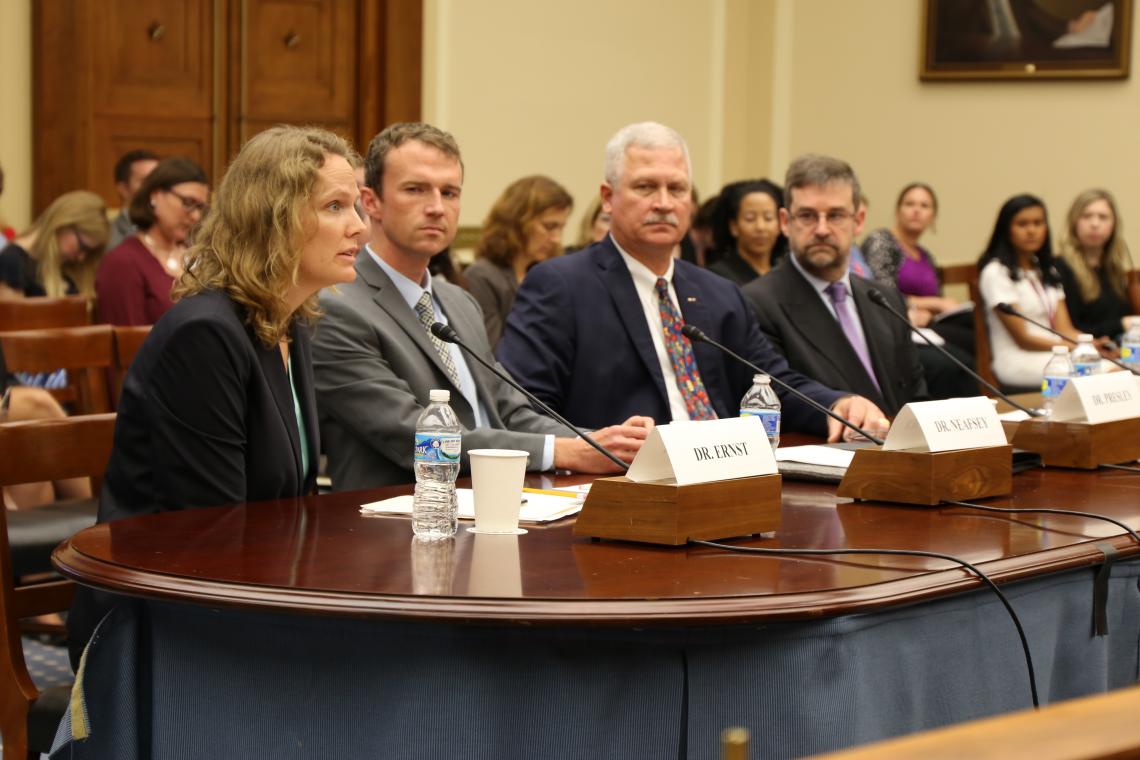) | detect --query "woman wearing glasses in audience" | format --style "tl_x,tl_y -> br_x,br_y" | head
978,194 -> 1082,389
708,179 -> 787,285
1054,189 -> 1139,343
96,157 -> 209,325
466,175 -> 572,346
69,125 -> 367,667
0,190 -> 108,300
